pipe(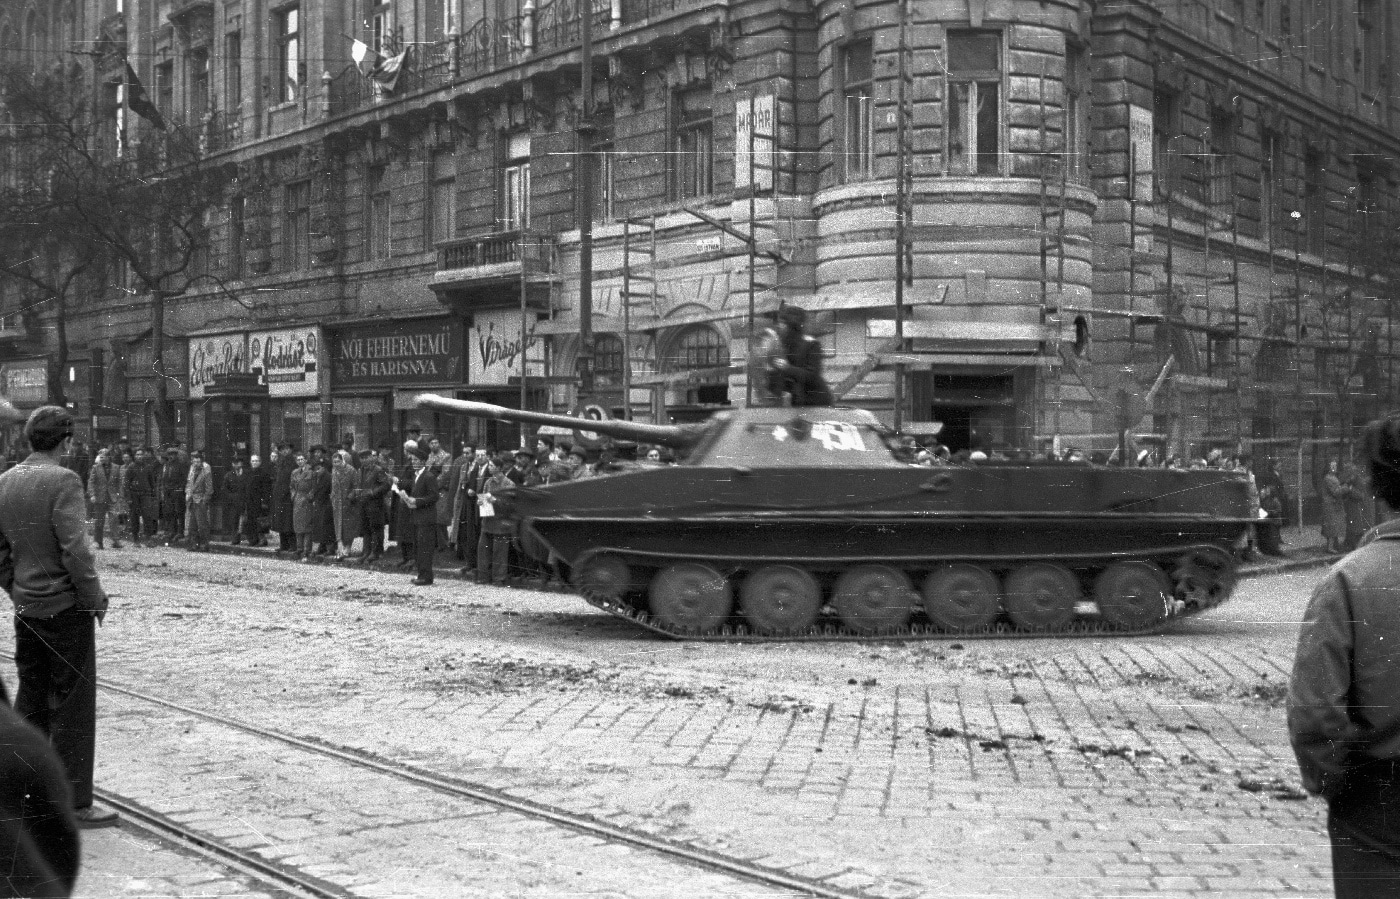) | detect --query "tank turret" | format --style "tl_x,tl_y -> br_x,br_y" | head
414,395 -> 707,450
